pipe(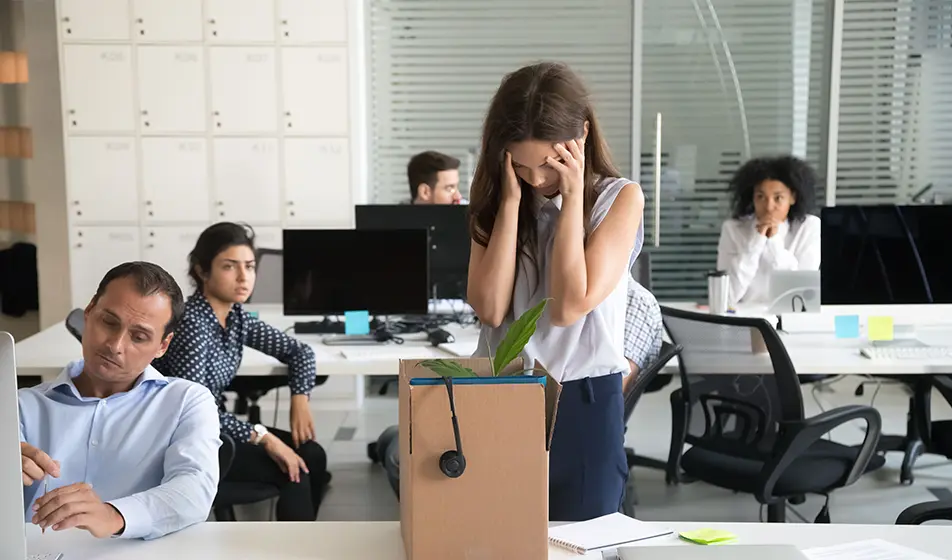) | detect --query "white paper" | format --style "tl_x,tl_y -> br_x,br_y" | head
803,539 -> 943,560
